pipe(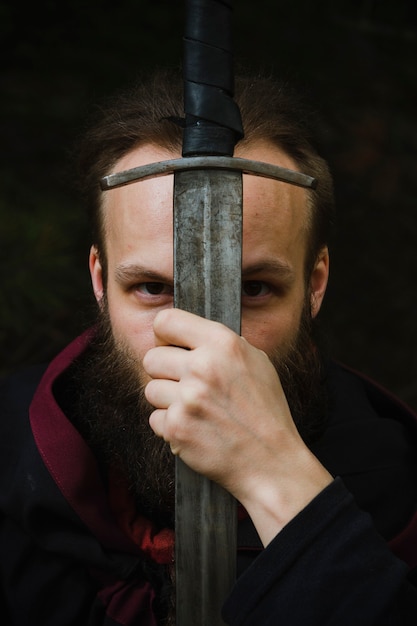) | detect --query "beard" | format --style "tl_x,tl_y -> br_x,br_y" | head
72,300 -> 327,625
73,300 -> 327,531
271,304 -> 328,445
74,305 -> 176,530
